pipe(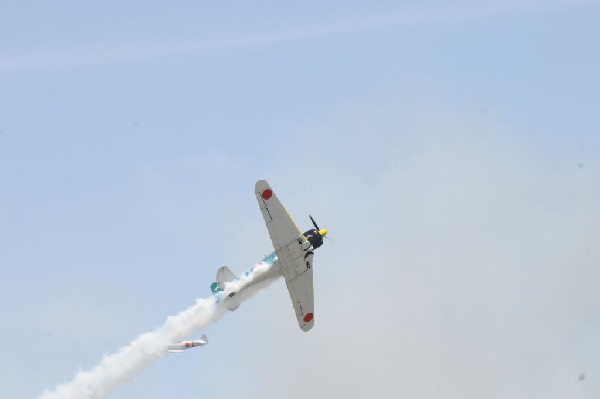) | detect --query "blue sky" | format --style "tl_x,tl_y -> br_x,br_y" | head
1,1 -> 600,398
